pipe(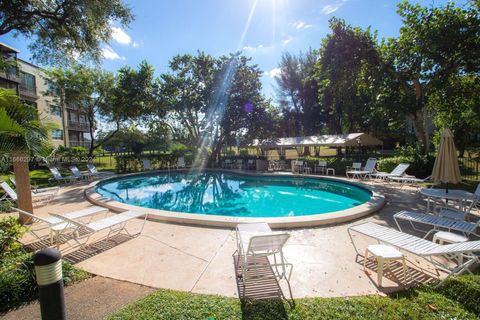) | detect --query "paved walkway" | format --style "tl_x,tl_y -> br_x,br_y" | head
15,177 -> 476,299
1,277 -> 154,320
